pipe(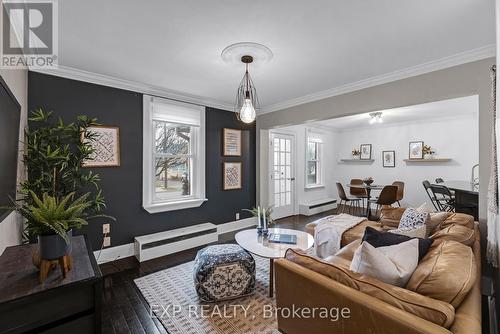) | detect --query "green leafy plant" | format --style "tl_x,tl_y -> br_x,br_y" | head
13,108 -> 113,239
244,206 -> 274,226
16,191 -> 111,243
